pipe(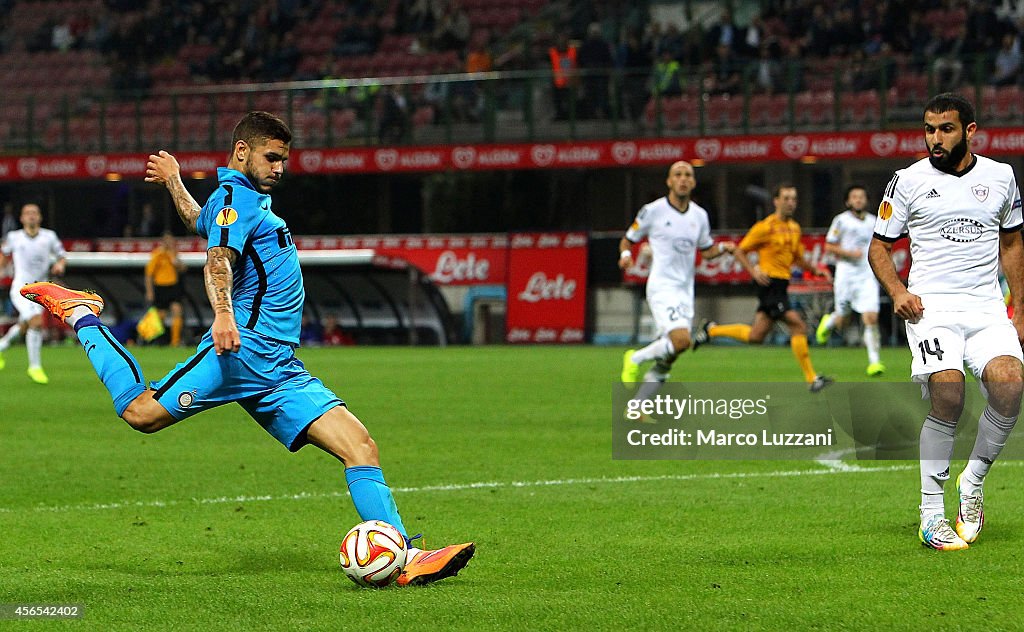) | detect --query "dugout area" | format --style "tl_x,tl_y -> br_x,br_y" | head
61,251 -> 456,346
